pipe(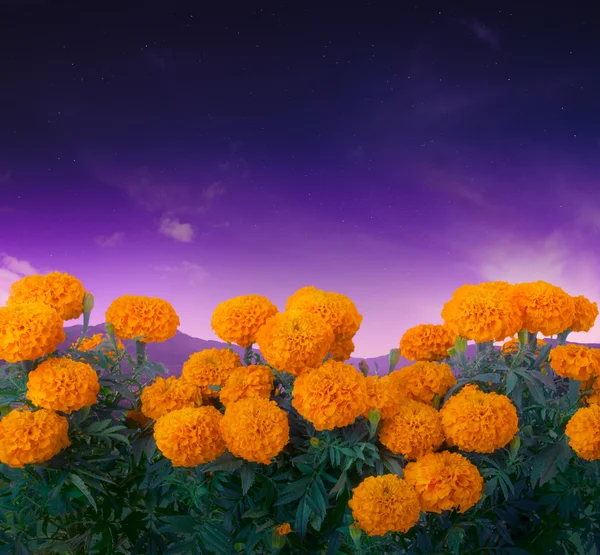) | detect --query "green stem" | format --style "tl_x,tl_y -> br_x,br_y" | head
73,309 -> 91,350
136,341 -> 147,367
243,345 -> 254,365
557,329 -> 572,346
527,330 -> 538,350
